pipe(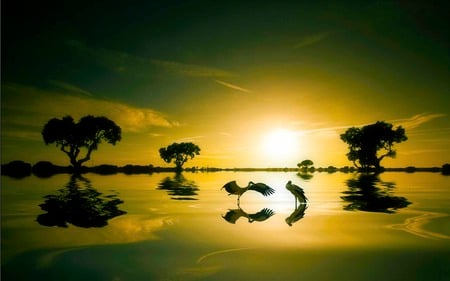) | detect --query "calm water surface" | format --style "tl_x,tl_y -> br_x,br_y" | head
2,172 -> 449,281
